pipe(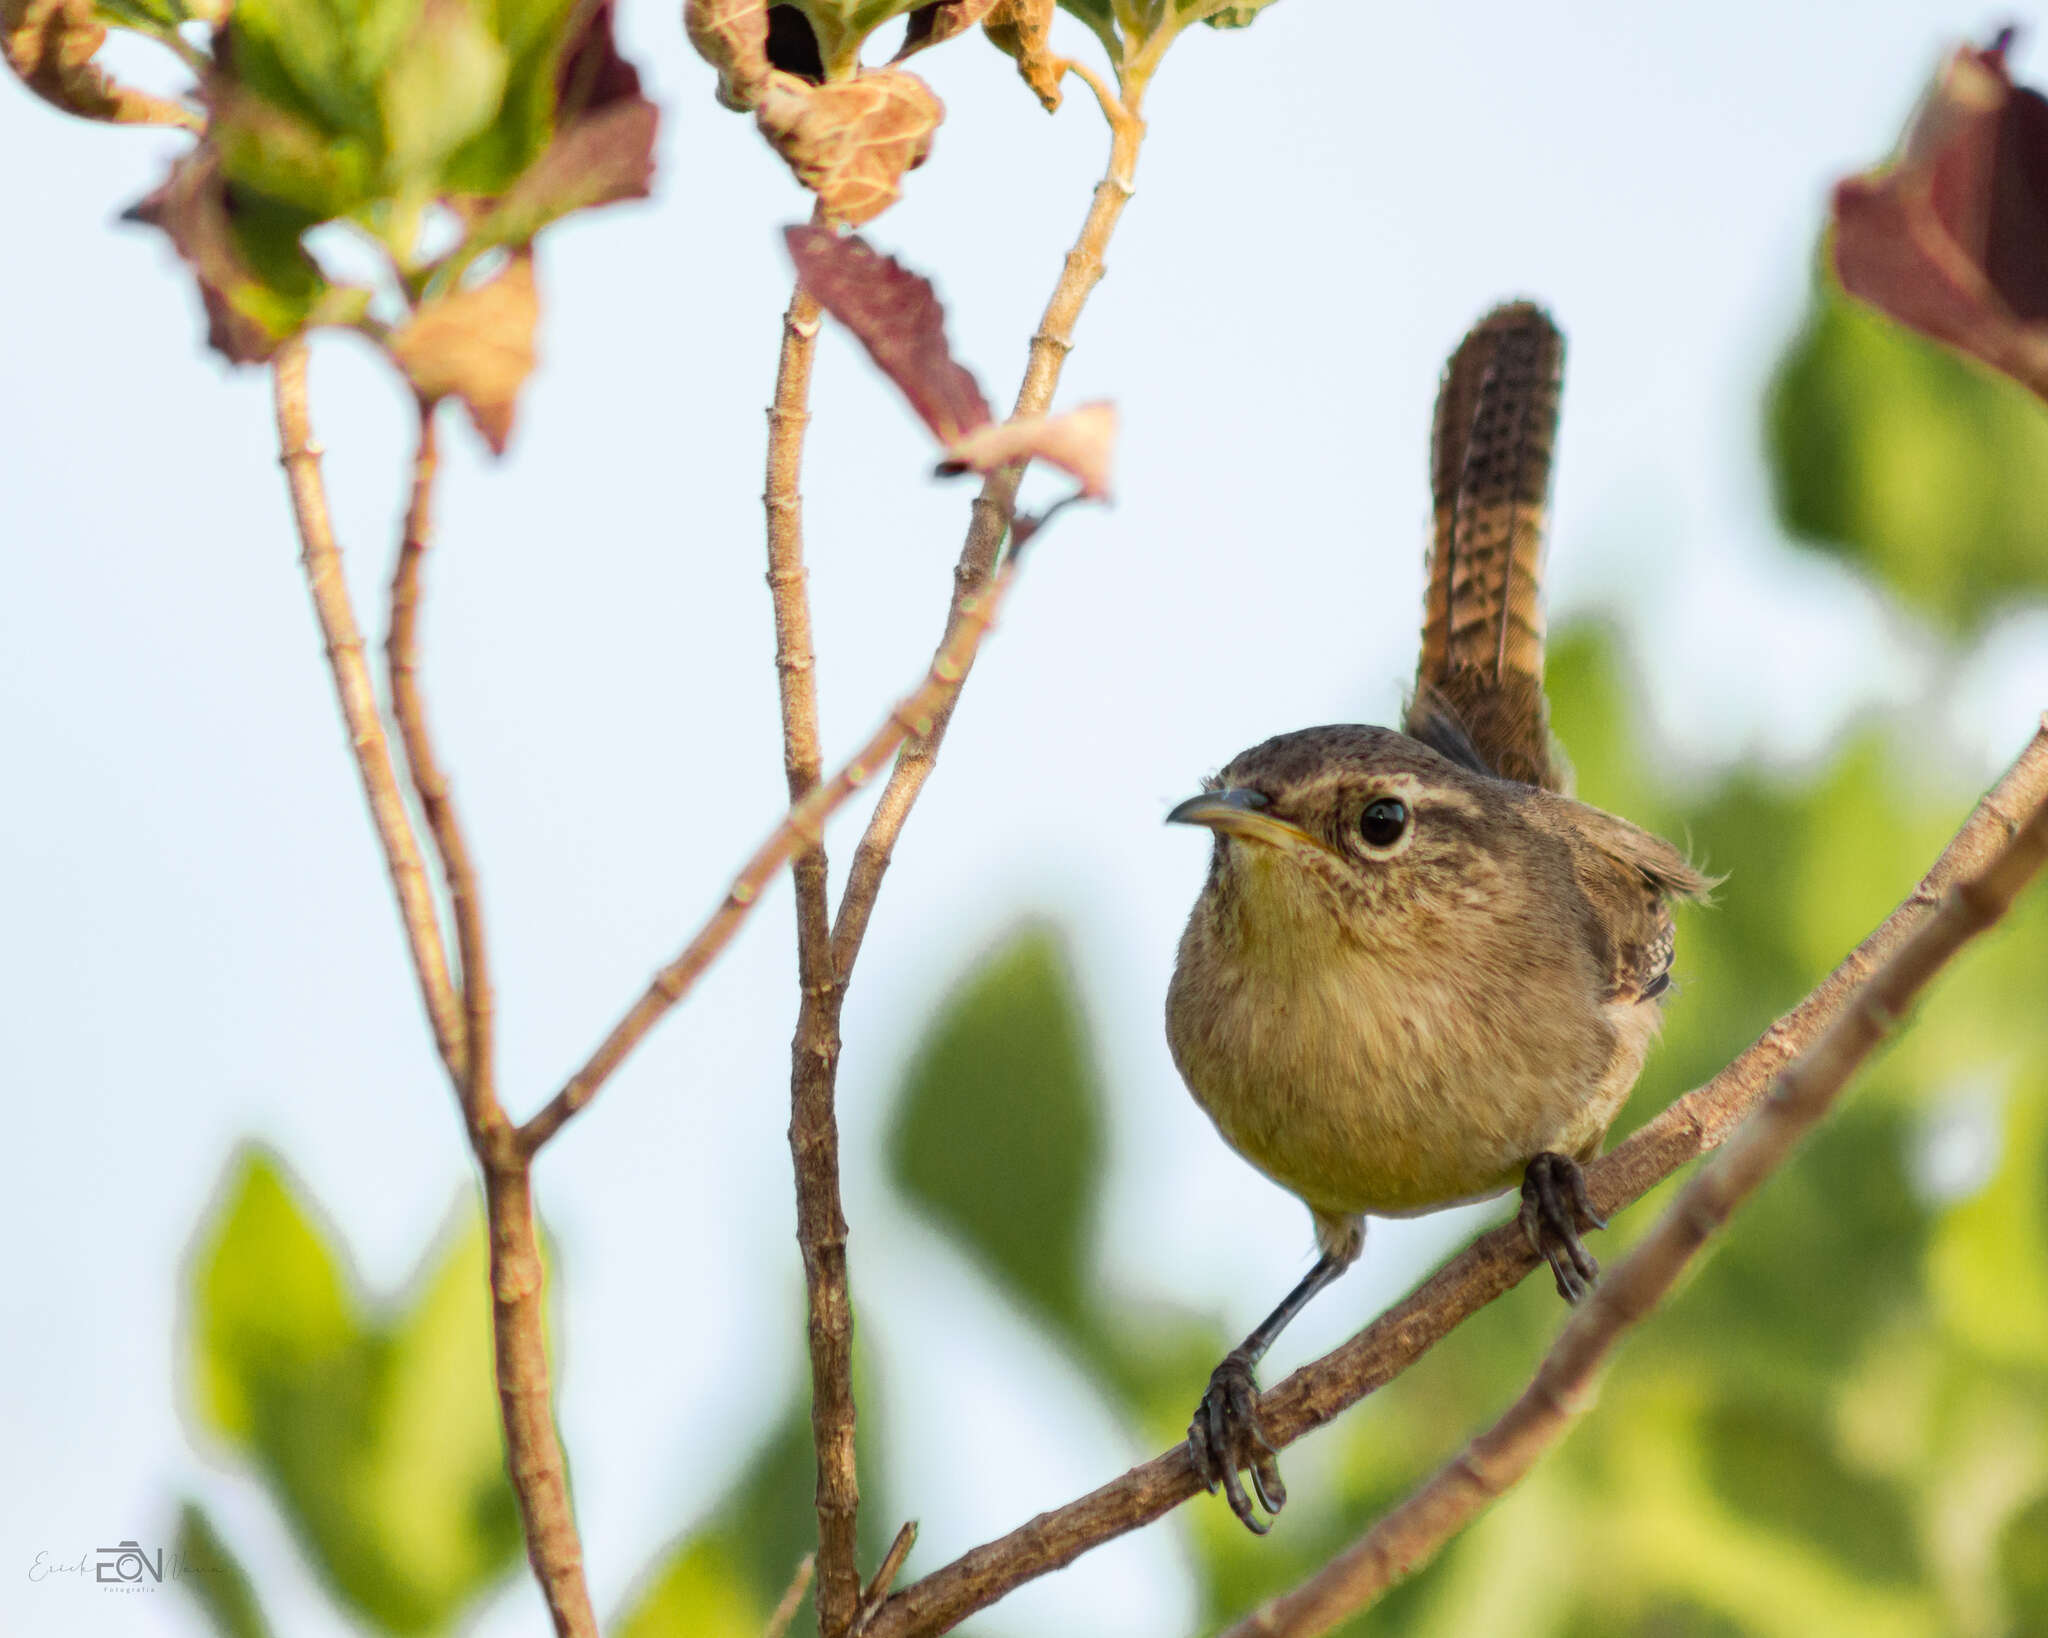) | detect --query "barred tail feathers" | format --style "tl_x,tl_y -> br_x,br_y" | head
1408,302 -> 1566,792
